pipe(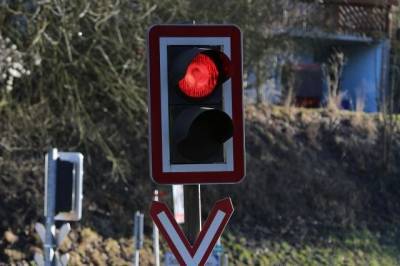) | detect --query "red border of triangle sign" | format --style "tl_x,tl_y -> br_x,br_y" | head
150,198 -> 234,266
